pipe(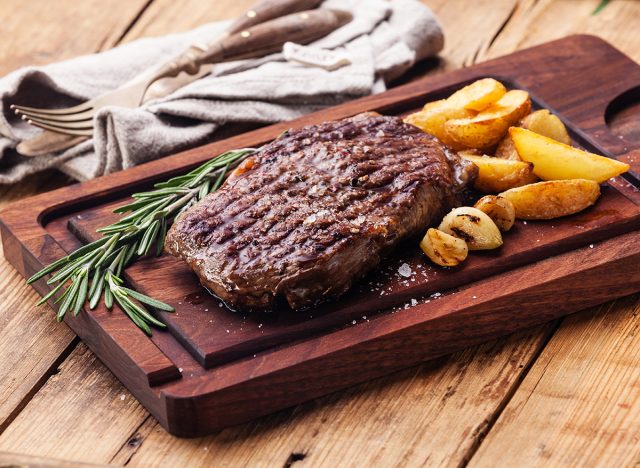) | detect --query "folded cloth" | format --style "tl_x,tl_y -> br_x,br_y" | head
0,0 -> 443,184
